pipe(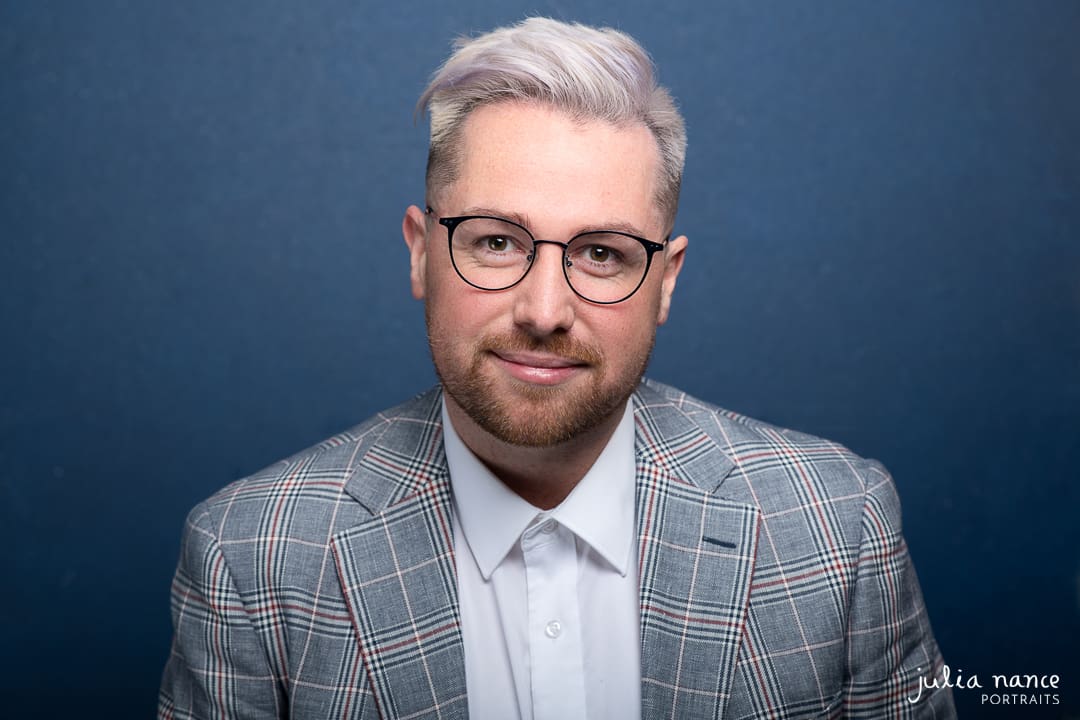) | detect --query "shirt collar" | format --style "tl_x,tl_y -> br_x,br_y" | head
442,398 -> 637,580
